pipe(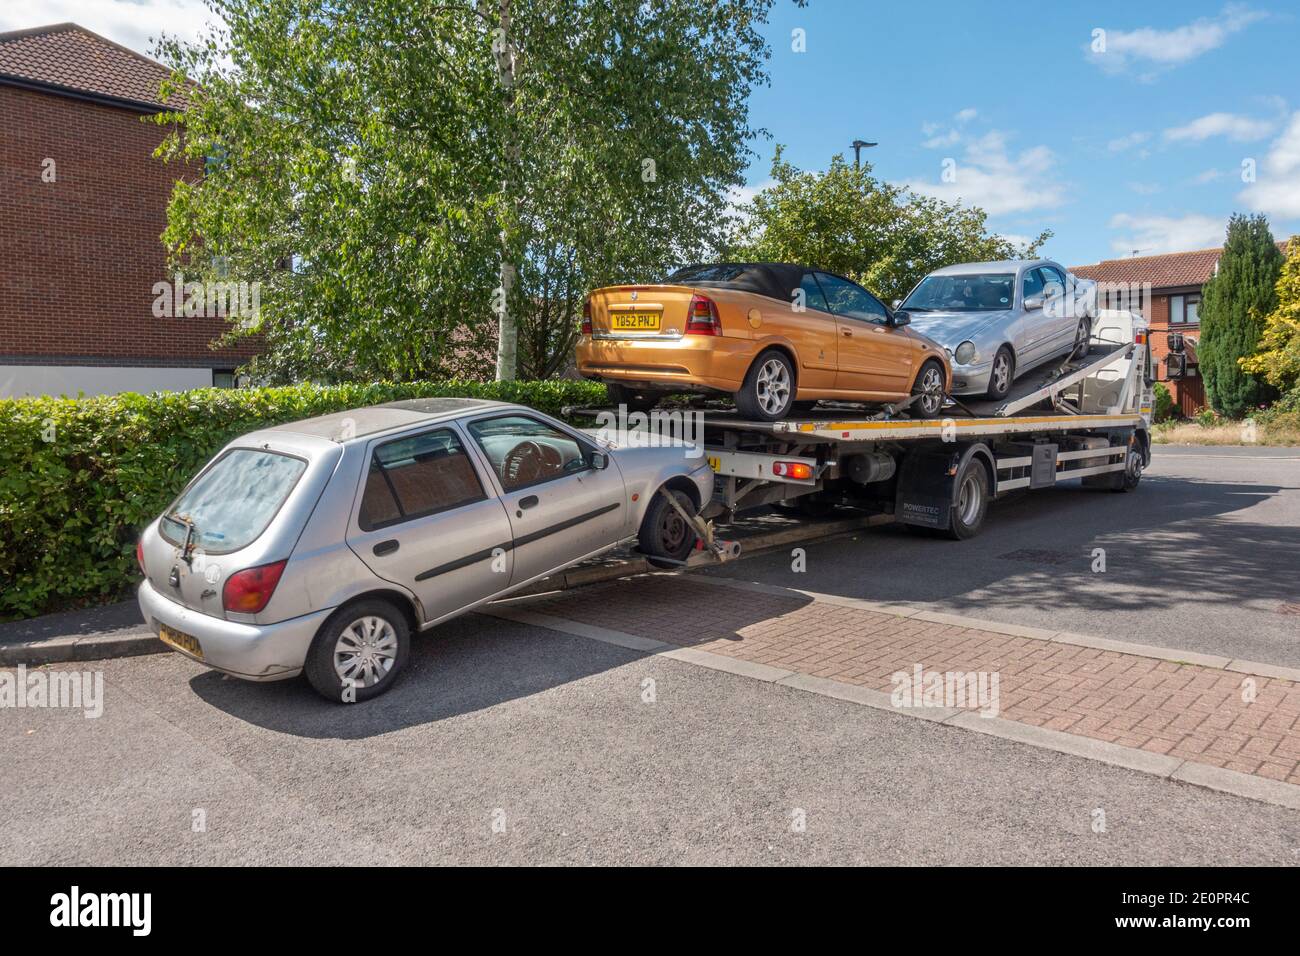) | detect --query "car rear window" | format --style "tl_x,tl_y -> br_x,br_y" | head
161,449 -> 306,554
359,428 -> 486,530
